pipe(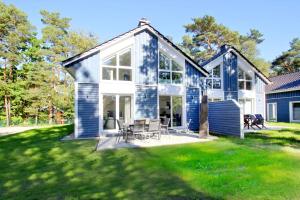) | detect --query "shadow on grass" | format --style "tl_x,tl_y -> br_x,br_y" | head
0,125 -> 221,200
